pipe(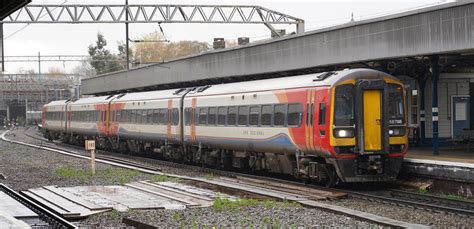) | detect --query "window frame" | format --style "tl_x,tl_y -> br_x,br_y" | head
227,106 -> 237,126
238,106 -> 249,126
273,104 -> 287,127
249,105 -> 260,126
287,103 -> 303,127
208,107 -> 217,126
198,107 -> 208,125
